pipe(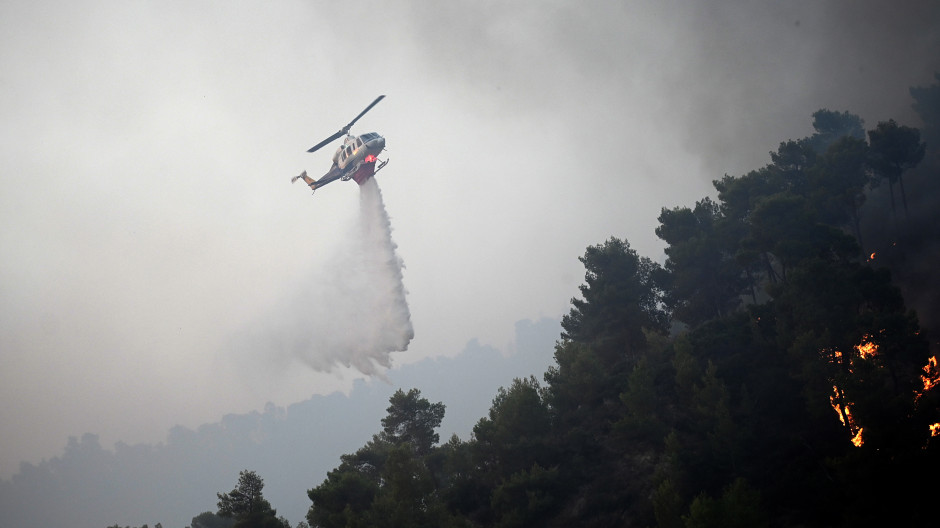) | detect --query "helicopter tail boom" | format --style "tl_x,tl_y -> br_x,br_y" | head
291,170 -> 319,192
